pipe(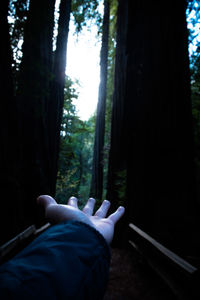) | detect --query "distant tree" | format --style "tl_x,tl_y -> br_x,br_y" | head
71,0 -> 101,33
78,116 -> 96,202
56,77 -> 80,201
102,0 -> 117,198
56,78 -> 95,205
90,0 -> 110,200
